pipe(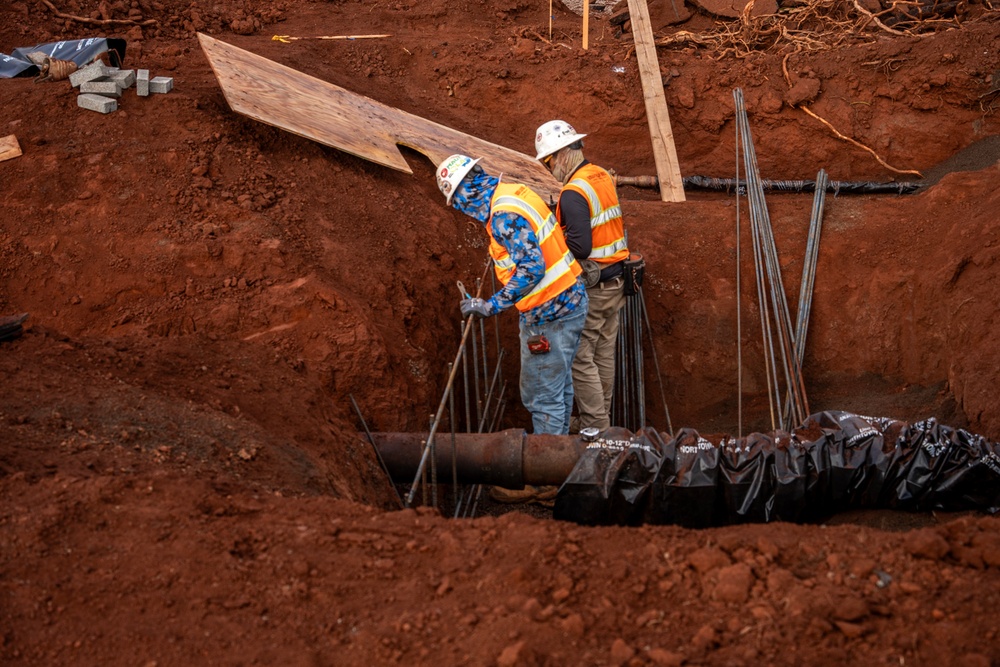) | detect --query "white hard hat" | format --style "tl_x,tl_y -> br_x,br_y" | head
534,120 -> 587,160
436,154 -> 481,204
